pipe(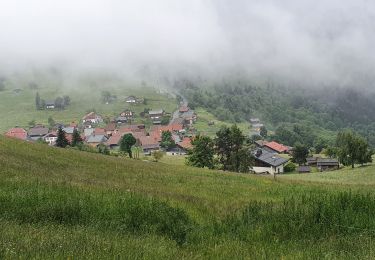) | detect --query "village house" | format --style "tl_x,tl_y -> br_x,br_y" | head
263,141 -> 290,154
106,133 -> 124,149
125,96 -> 137,103
125,96 -> 144,104
252,149 -> 289,174
104,123 -> 117,136
180,110 -> 197,126
317,158 -> 339,171
86,134 -> 108,147
45,100 -> 55,109
28,126 -> 49,141
306,157 -> 319,167
149,109 -> 165,124
43,132 -> 58,145
139,136 -> 160,155
116,109 -> 134,124
179,105 -> 189,113
166,147 -> 187,156
5,127 -> 28,140
82,112 -> 103,125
